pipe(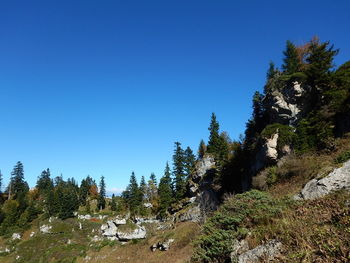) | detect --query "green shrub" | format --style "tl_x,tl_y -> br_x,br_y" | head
192,190 -> 288,263
335,151 -> 350,164
261,123 -> 296,151
266,166 -> 278,186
